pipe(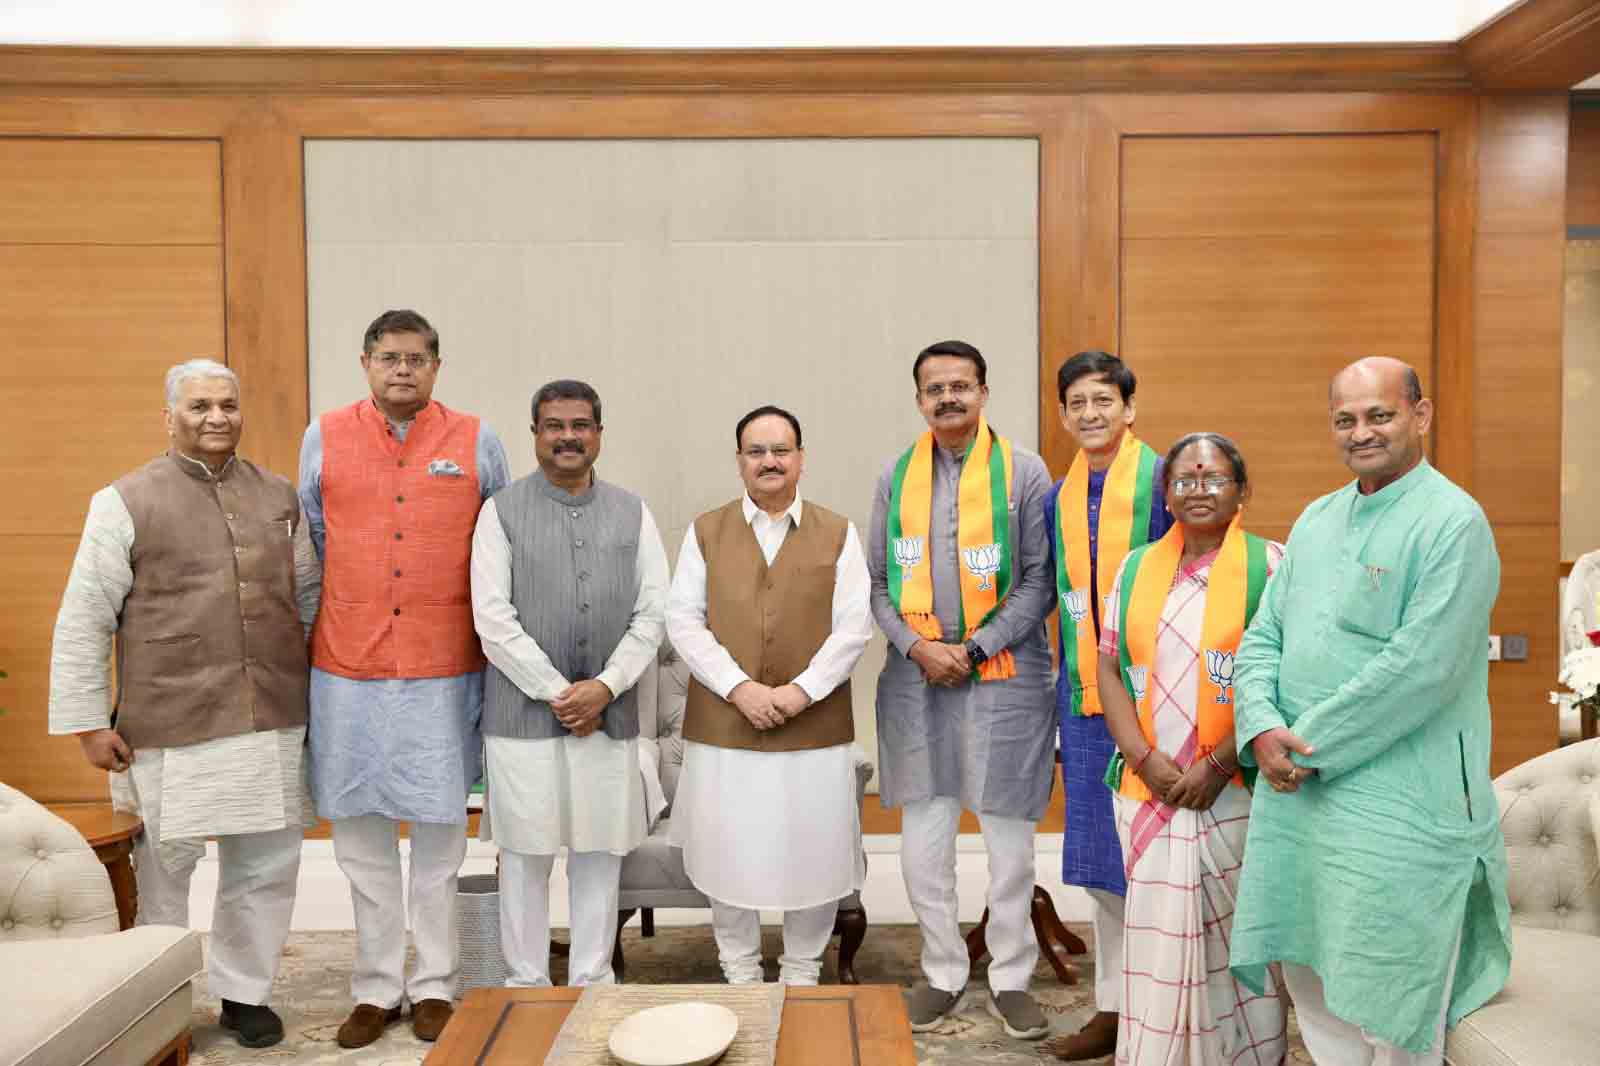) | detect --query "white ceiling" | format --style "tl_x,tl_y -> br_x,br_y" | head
0,0 -> 1527,49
